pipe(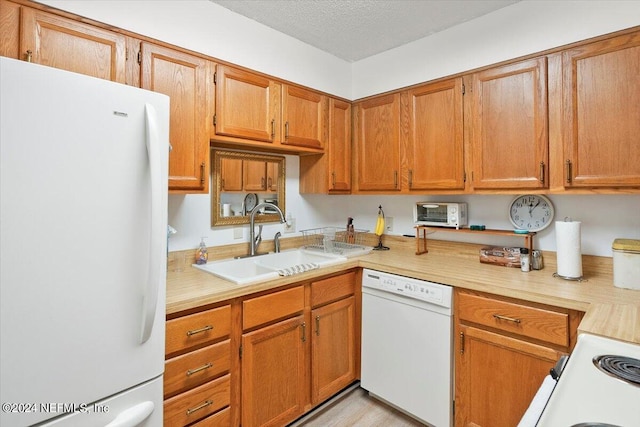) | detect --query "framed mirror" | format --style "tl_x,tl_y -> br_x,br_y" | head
211,150 -> 286,227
